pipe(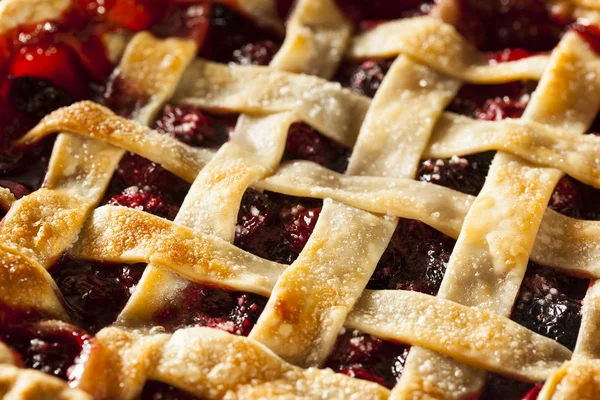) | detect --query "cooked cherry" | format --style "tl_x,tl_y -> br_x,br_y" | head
333,0 -> 435,27
335,59 -> 393,98
326,329 -> 409,389
549,176 -> 583,218
51,258 -> 145,333
417,152 -> 495,196
9,41 -> 91,99
282,206 -> 321,253
100,71 -> 149,118
0,77 -> 70,191
547,176 -> 600,221
8,77 -> 74,122
511,264 -> 587,351
234,189 -> 323,264
110,153 -> 190,203
107,187 -> 179,220
284,123 -> 350,173
153,283 -> 267,335
0,322 -> 92,381
141,381 -> 200,400
456,0 -> 570,52
154,104 -> 234,149
480,374 -> 536,400
231,40 -> 280,66
199,4 -> 281,63
368,219 -> 455,295
150,4 -> 211,46
447,81 -> 536,120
